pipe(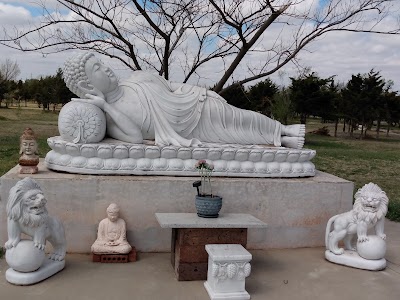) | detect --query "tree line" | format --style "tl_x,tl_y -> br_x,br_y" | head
221,70 -> 400,138
0,64 -> 74,110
